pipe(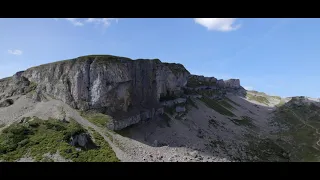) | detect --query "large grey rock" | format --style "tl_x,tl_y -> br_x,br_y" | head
0,99 -> 14,108
224,79 -> 241,89
175,106 -> 186,113
21,56 -> 190,113
69,133 -> 97,149
107,107 -> 164,130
